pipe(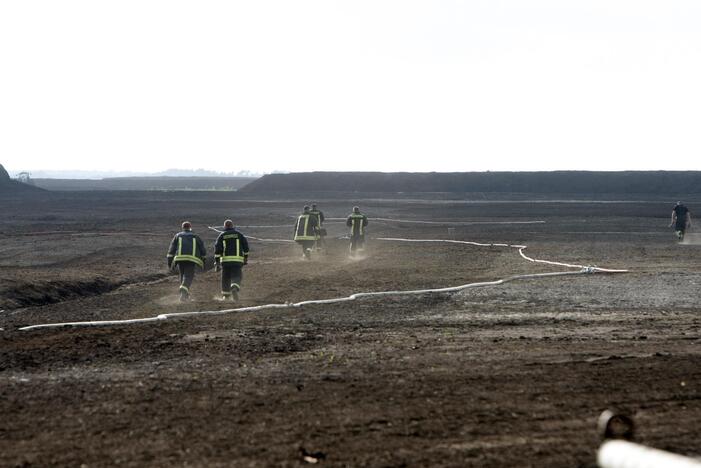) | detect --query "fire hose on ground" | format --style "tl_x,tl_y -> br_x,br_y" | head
597,410 -> 701,468
17,229 -> 627,331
